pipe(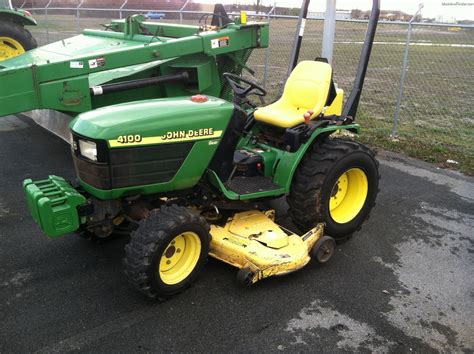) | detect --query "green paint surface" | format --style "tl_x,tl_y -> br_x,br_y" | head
72,96 -> 234,199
